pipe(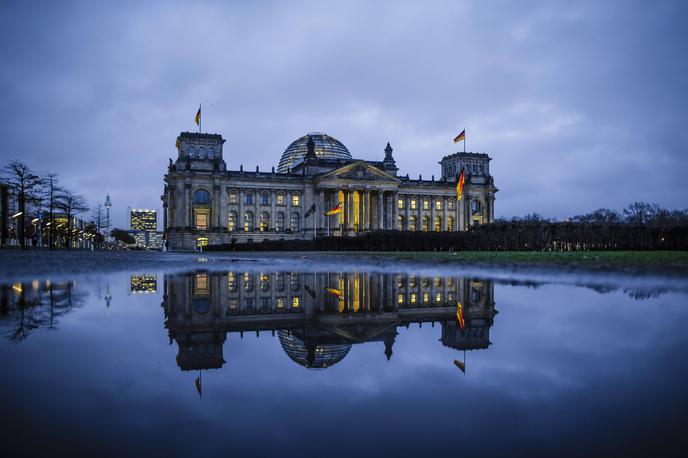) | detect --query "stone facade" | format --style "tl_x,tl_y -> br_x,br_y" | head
162,131 -> 498,250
